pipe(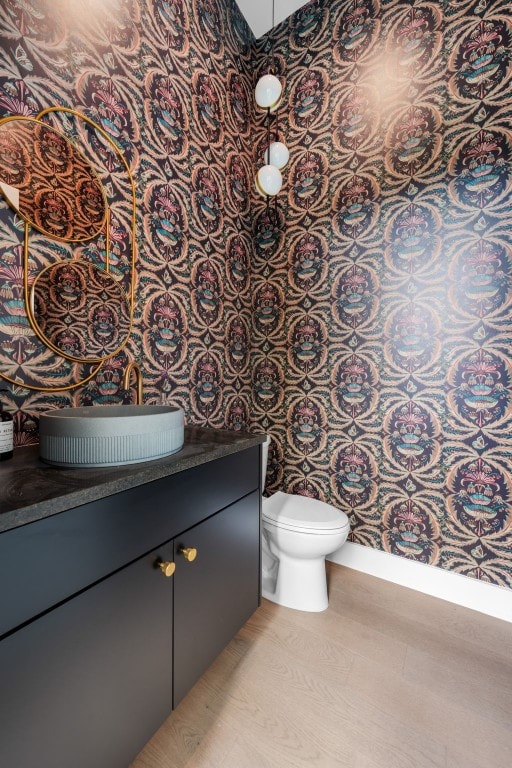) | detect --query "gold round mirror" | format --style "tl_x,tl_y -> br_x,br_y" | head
30,260 -> 132,363
0,117 -> 107,242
